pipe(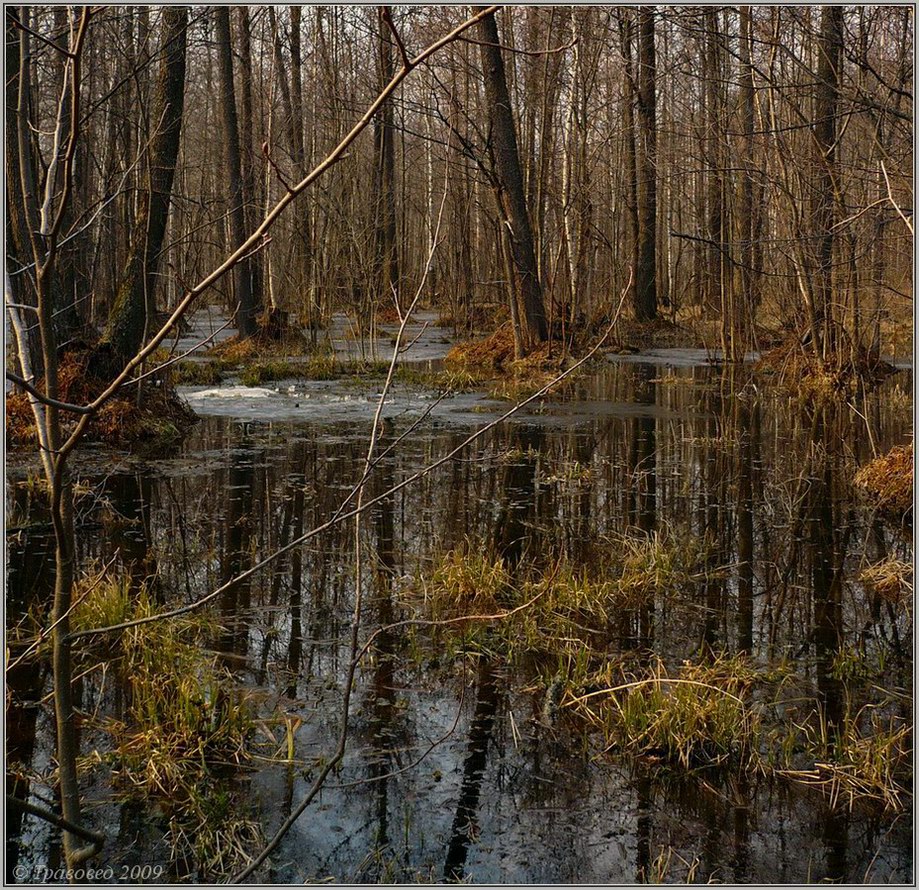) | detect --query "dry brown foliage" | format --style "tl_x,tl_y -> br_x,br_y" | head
7,350 -> 197,451
854,443 -> 913,525
445,324 -> 517,369
859,558 -> 913,604
756,339 -> 898,394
